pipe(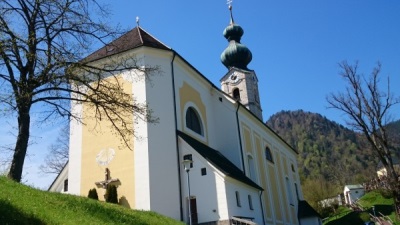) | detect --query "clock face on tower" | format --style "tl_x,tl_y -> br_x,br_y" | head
229,72 -> 240,84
